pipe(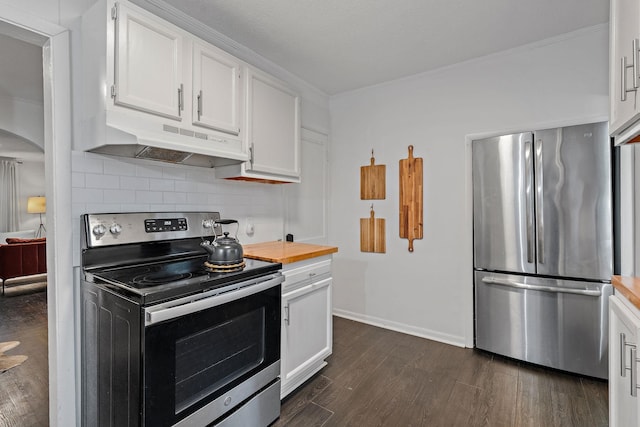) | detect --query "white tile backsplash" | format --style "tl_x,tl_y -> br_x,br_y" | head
149,178 -> 174,191
72,151 -> 104,173
104,158 -> 136,176
174,180 -> 193,193
162,167 -> 187,180
120,176 -> 150,191
163,191 -> 187,204
72,187 -> 104,203
71,150 -> 285,263
136,164 -> 164,178
135,190 -> 163,204
86,173 -> 120,189
103,189 -> 136,203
